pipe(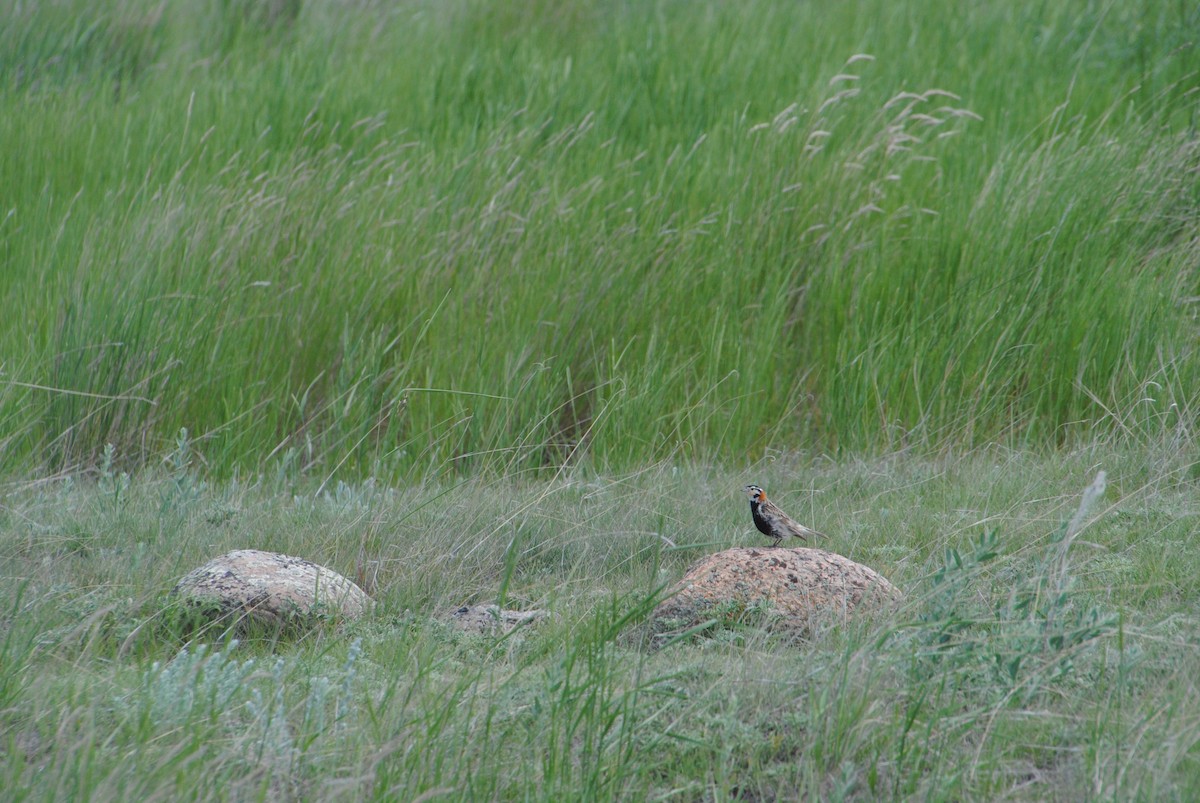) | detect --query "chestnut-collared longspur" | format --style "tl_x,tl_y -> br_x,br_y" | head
744,485 -> 825,547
